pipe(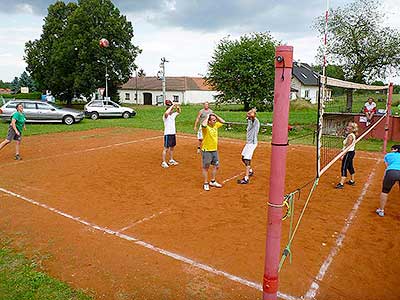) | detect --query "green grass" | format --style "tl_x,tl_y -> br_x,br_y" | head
1,98 -> 397,151
0,237 -> 92,300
